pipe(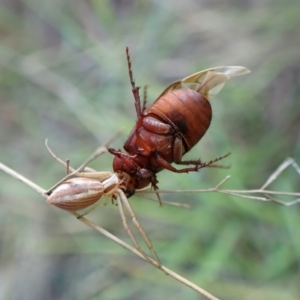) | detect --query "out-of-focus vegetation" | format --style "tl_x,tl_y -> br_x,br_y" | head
0,0 -> 300,299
